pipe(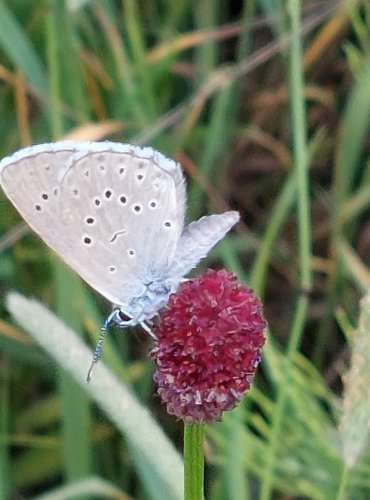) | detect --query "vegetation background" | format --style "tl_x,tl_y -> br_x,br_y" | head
1,0 -> 370,498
